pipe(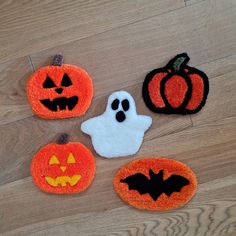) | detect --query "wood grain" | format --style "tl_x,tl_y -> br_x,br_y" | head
0,57 -> 33,125
191,70 -> 236,126
185,0 -> 206,6
0,0 -> 235,235
30,0 -> 236,99
0,0 -> 184,63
